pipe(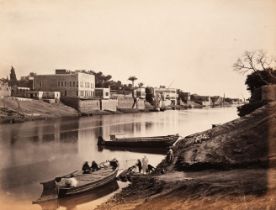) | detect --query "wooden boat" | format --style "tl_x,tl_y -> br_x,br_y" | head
34,181 -> 119,210
97,134 -> 180,148
33,160 -> 119,203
